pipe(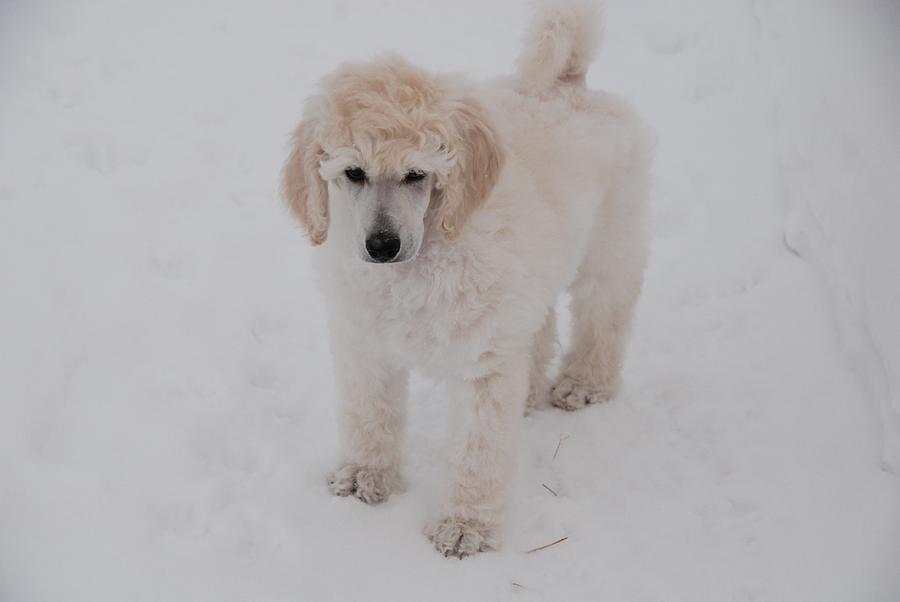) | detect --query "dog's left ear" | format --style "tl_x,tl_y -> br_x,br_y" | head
437,97 -> 506,239
282,115 -> 329,246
